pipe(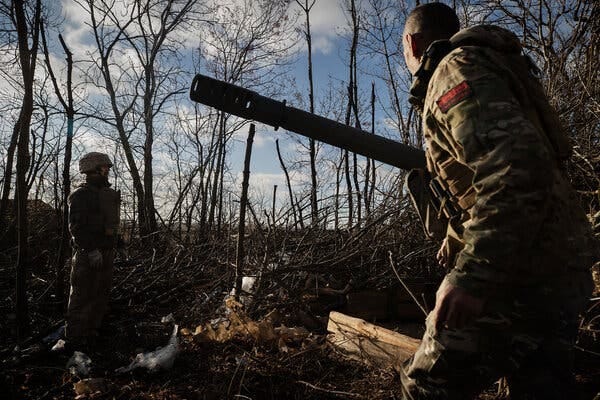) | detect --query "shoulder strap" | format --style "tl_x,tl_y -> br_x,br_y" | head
409,40 -> 454,110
